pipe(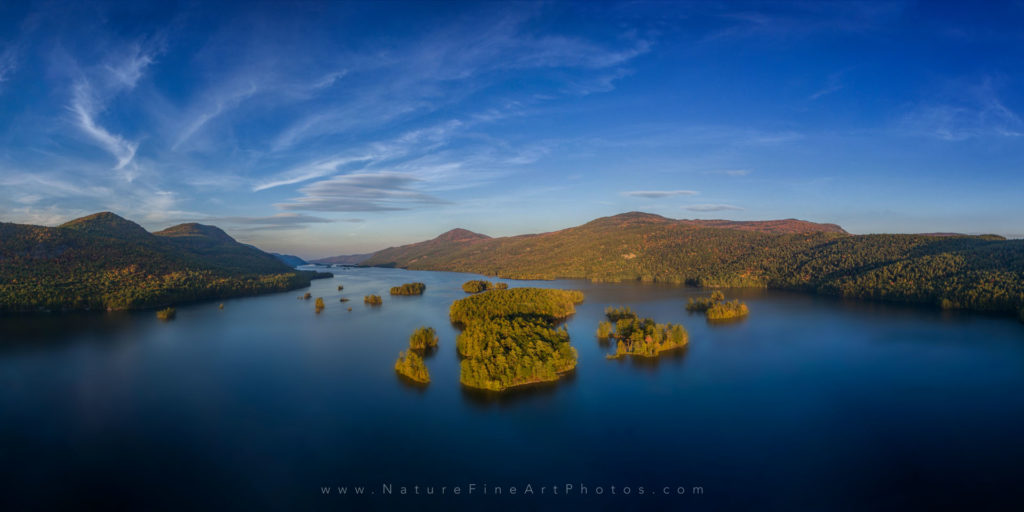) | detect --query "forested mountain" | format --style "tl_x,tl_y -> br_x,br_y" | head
310,253 -> 373,265
362,212 -> 1024,317
270,253 -> 308,267
0,212 -> 328,312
